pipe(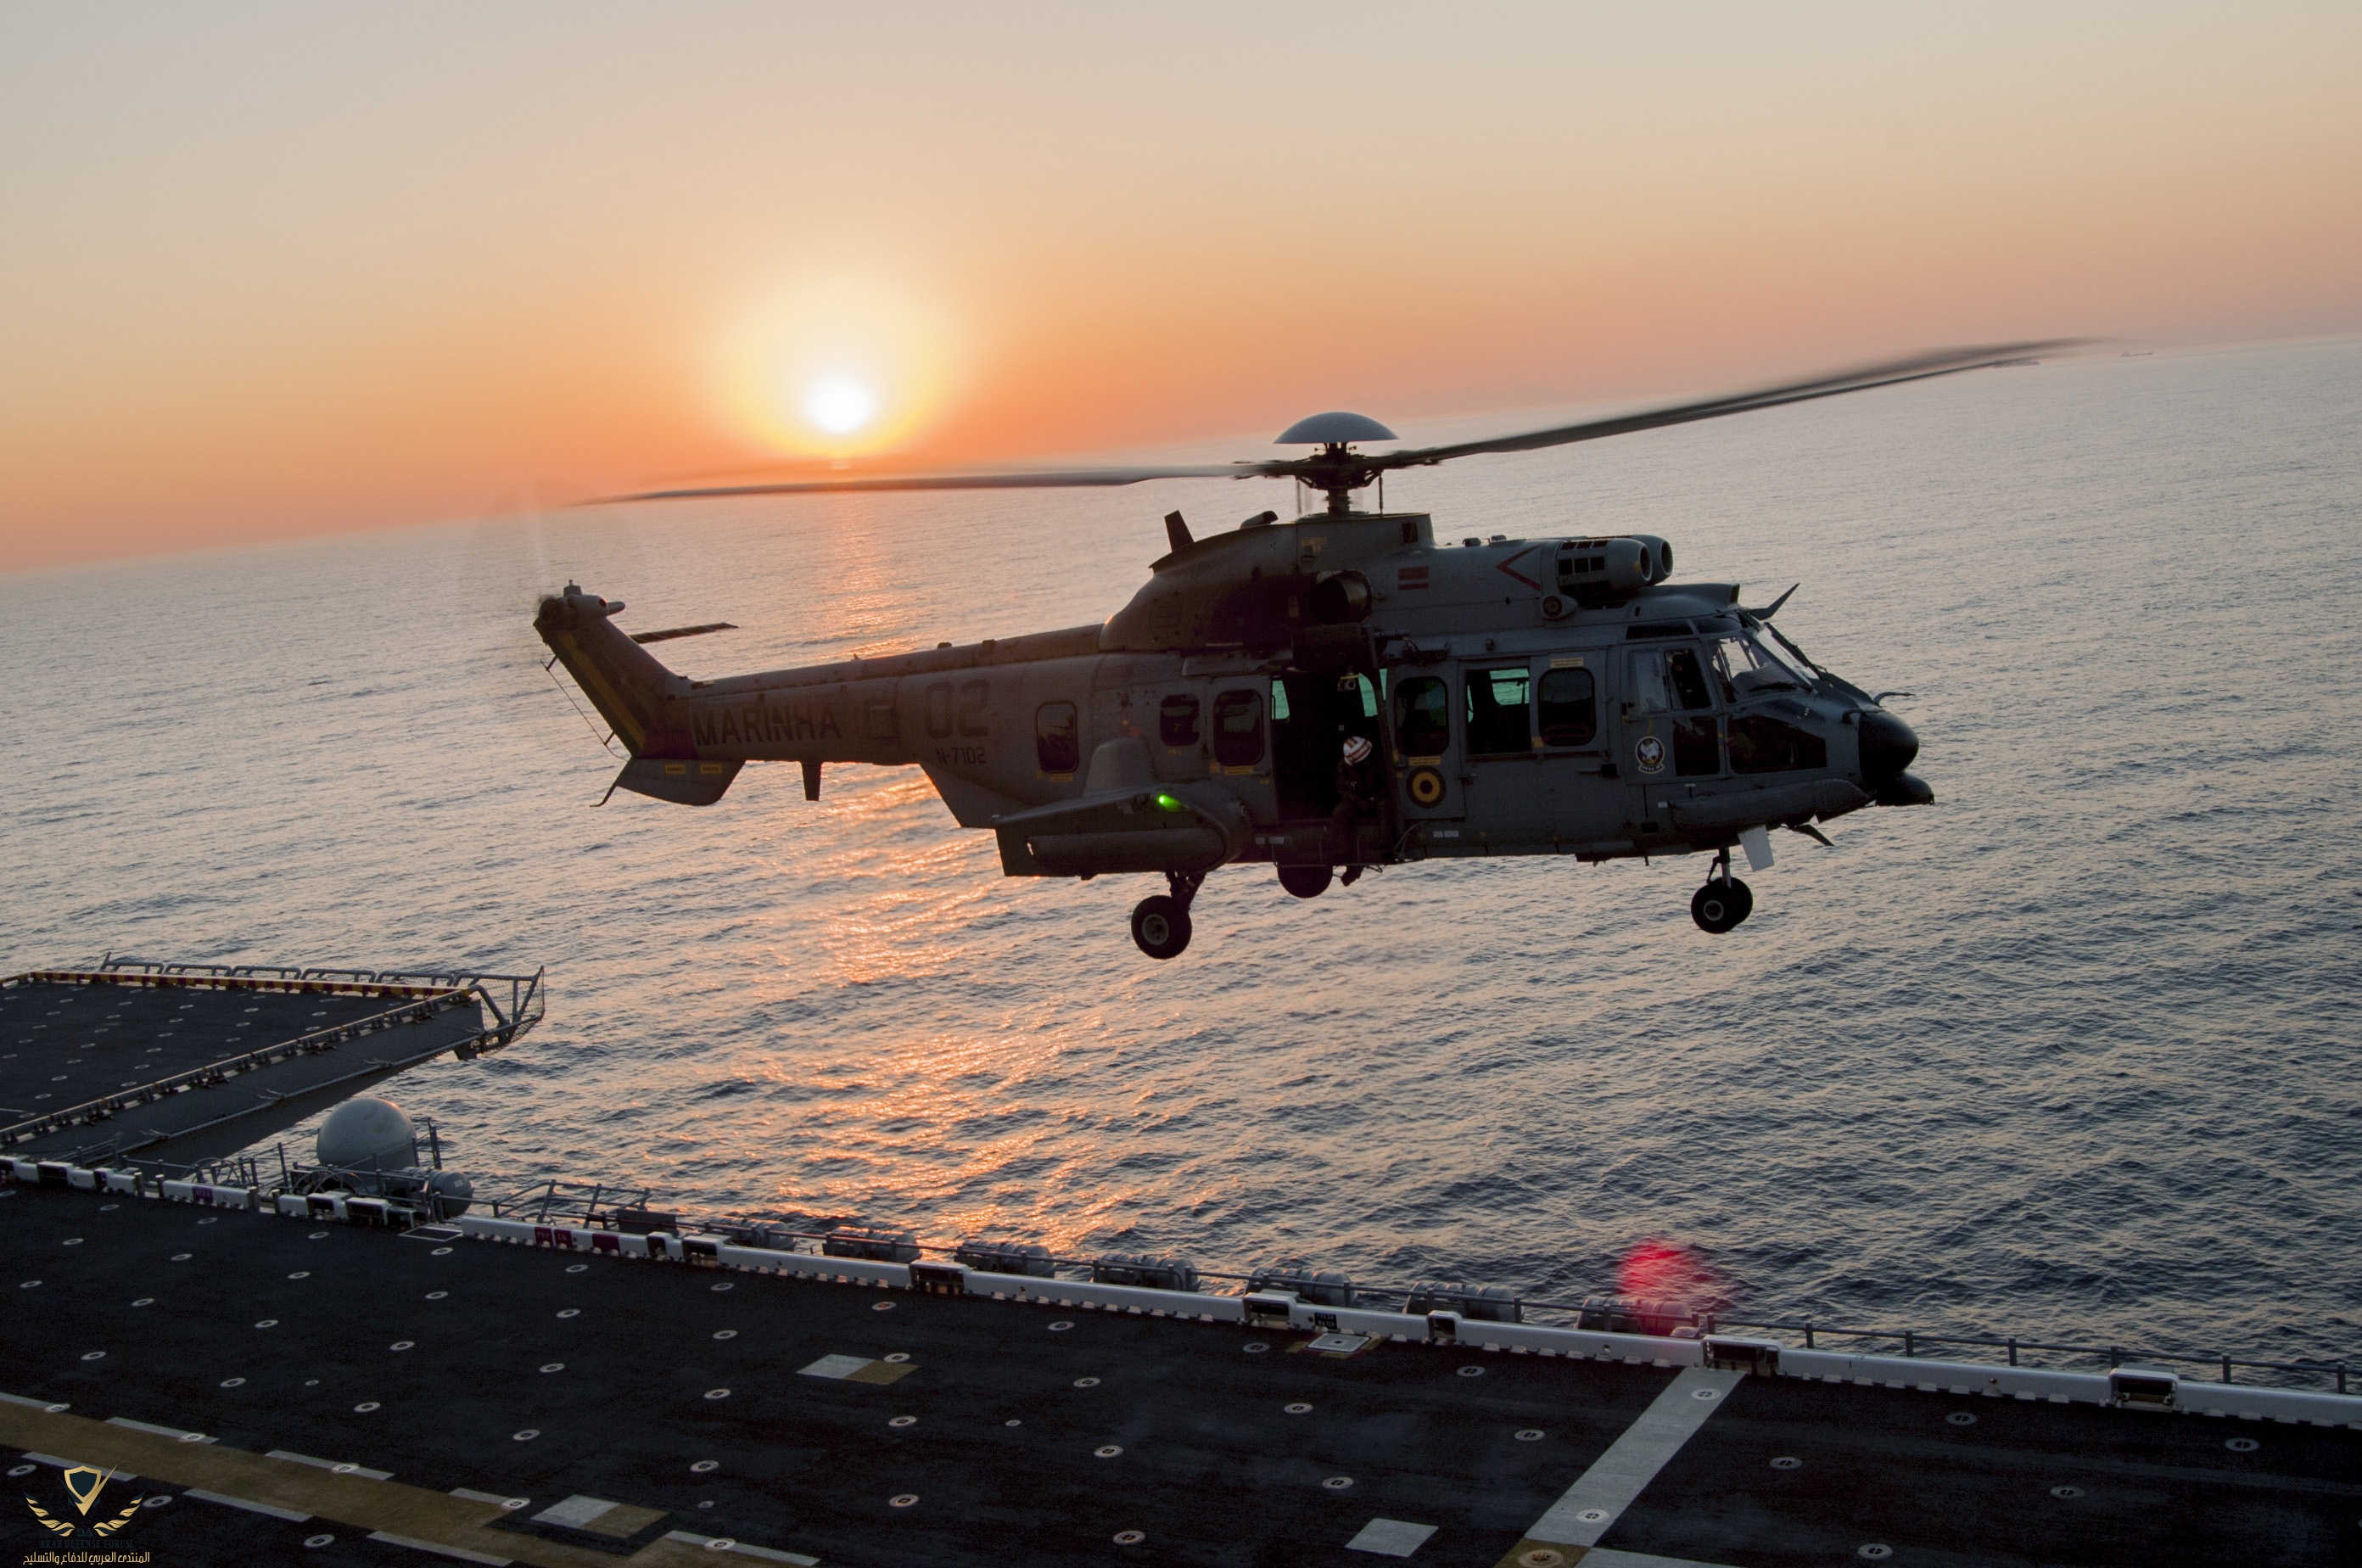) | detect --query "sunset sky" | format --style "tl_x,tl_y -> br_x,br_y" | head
3,3 -> 2357,573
